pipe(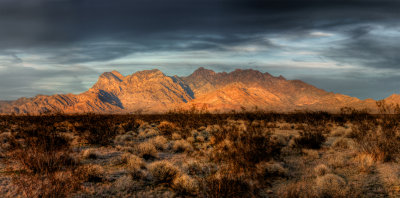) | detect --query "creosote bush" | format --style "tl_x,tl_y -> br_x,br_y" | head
3,126 -> 82,197
202,173 -> 253,198
210,123 -> 283,173
157,121 -> 179,137
6,126 -> 76,174
349,101 -> 400,162
293,127 -> 326,149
